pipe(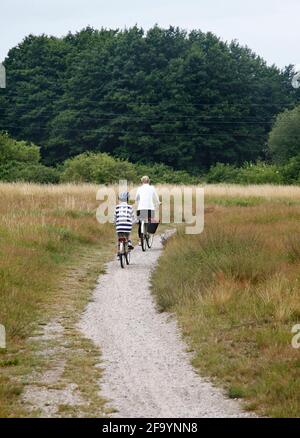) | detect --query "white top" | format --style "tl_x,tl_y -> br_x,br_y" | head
135,184 -> 160,211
